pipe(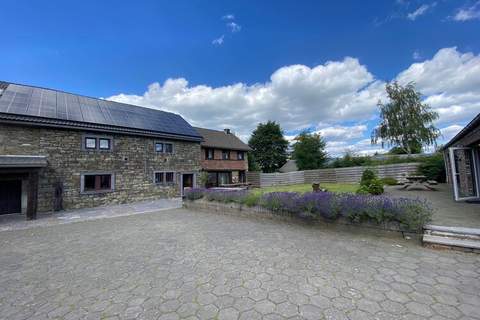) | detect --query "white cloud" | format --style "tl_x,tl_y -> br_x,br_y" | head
226,22 -> 241,32
109,57 -> 383,141
222,14 -> 235,20
452,1 -> 480,21
108,47 -> 480,155
316,125 -> 367,141
440,124 -> 463,142
396,47 -> 480,125
212,35 -> 224,46
407,3 -> 436,20
412,50 -> 422,60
